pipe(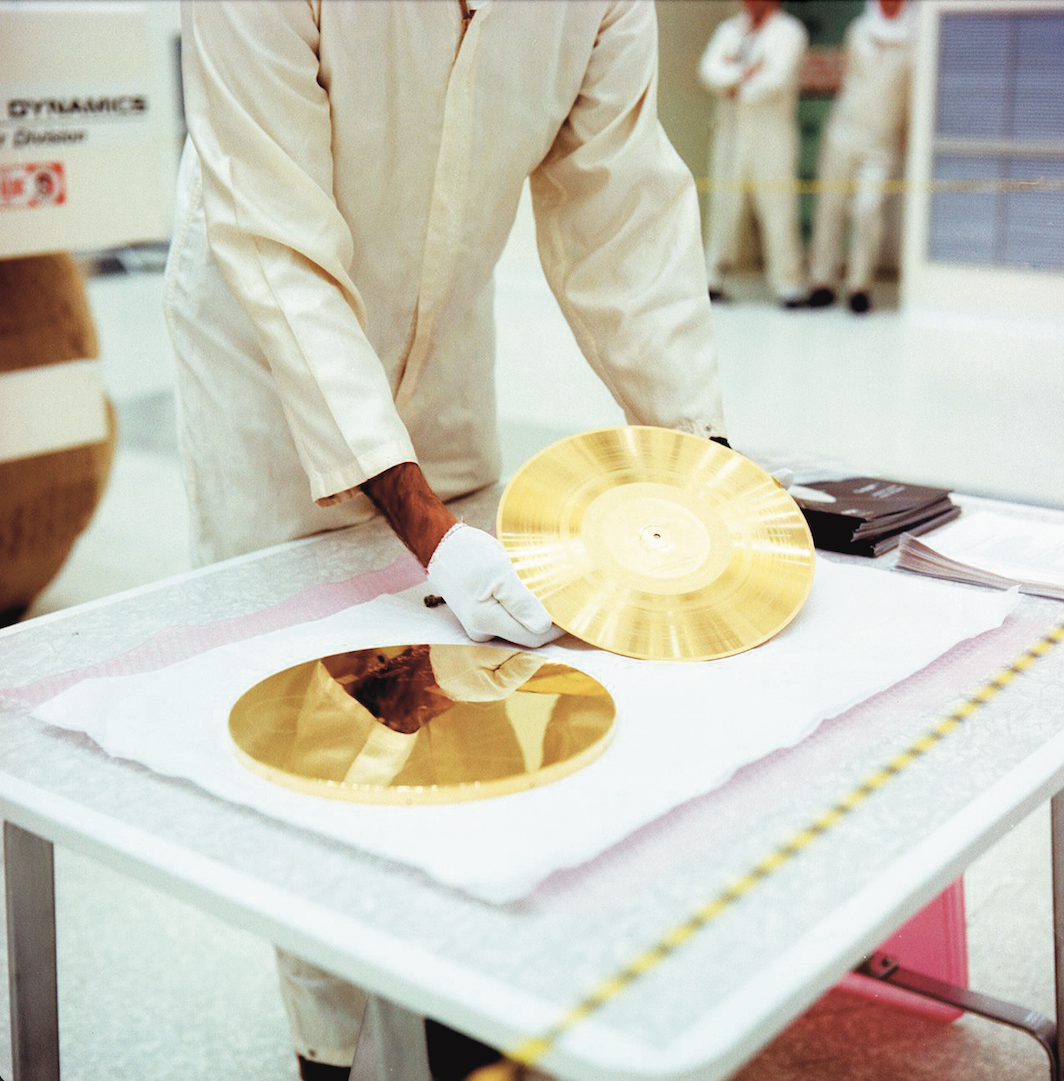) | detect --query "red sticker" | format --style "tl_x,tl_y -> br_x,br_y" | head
0,162 -> 66,209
